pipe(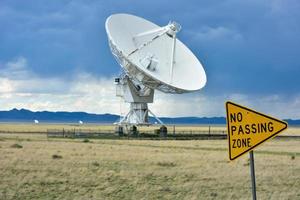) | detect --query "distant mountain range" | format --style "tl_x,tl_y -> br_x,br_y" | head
0,108 -> 299,125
